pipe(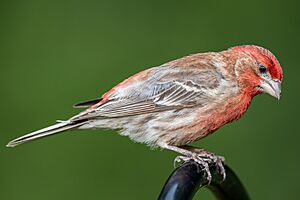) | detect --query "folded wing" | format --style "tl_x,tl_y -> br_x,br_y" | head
70,66 -> 221,121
